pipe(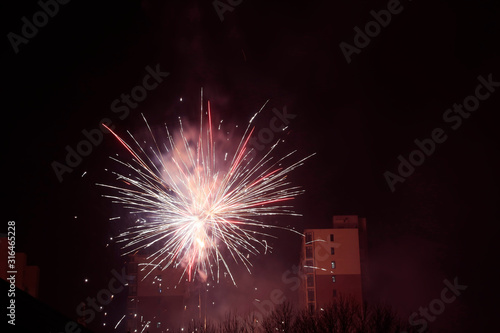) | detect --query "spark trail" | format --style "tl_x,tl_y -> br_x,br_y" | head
98,92 -> 312,285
